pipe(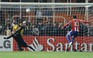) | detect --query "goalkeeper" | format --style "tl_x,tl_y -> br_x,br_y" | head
4,21 -> 35,51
